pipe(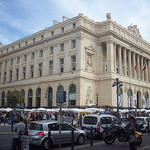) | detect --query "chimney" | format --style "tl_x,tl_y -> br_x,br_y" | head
62,16 -> 69,22
53,20 -> 59,25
